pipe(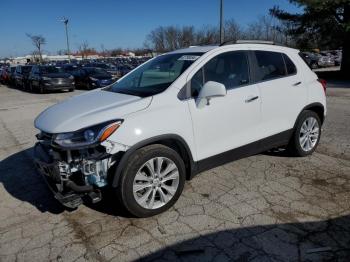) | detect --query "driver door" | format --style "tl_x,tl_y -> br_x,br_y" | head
187,51 -> 262,161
